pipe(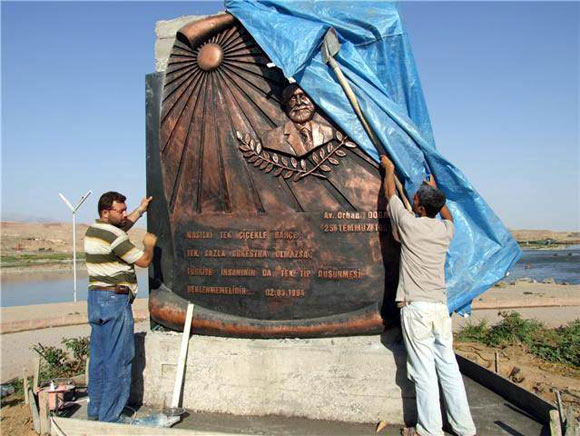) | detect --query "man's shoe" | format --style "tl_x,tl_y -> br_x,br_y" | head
115,415 -> 134,425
